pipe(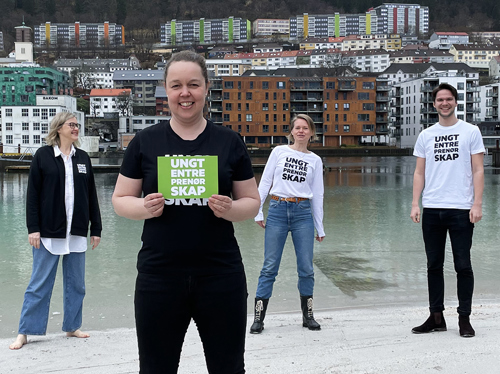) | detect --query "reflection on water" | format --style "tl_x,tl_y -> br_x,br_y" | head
314,252 -> 397,298
1,156 -> 500,338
